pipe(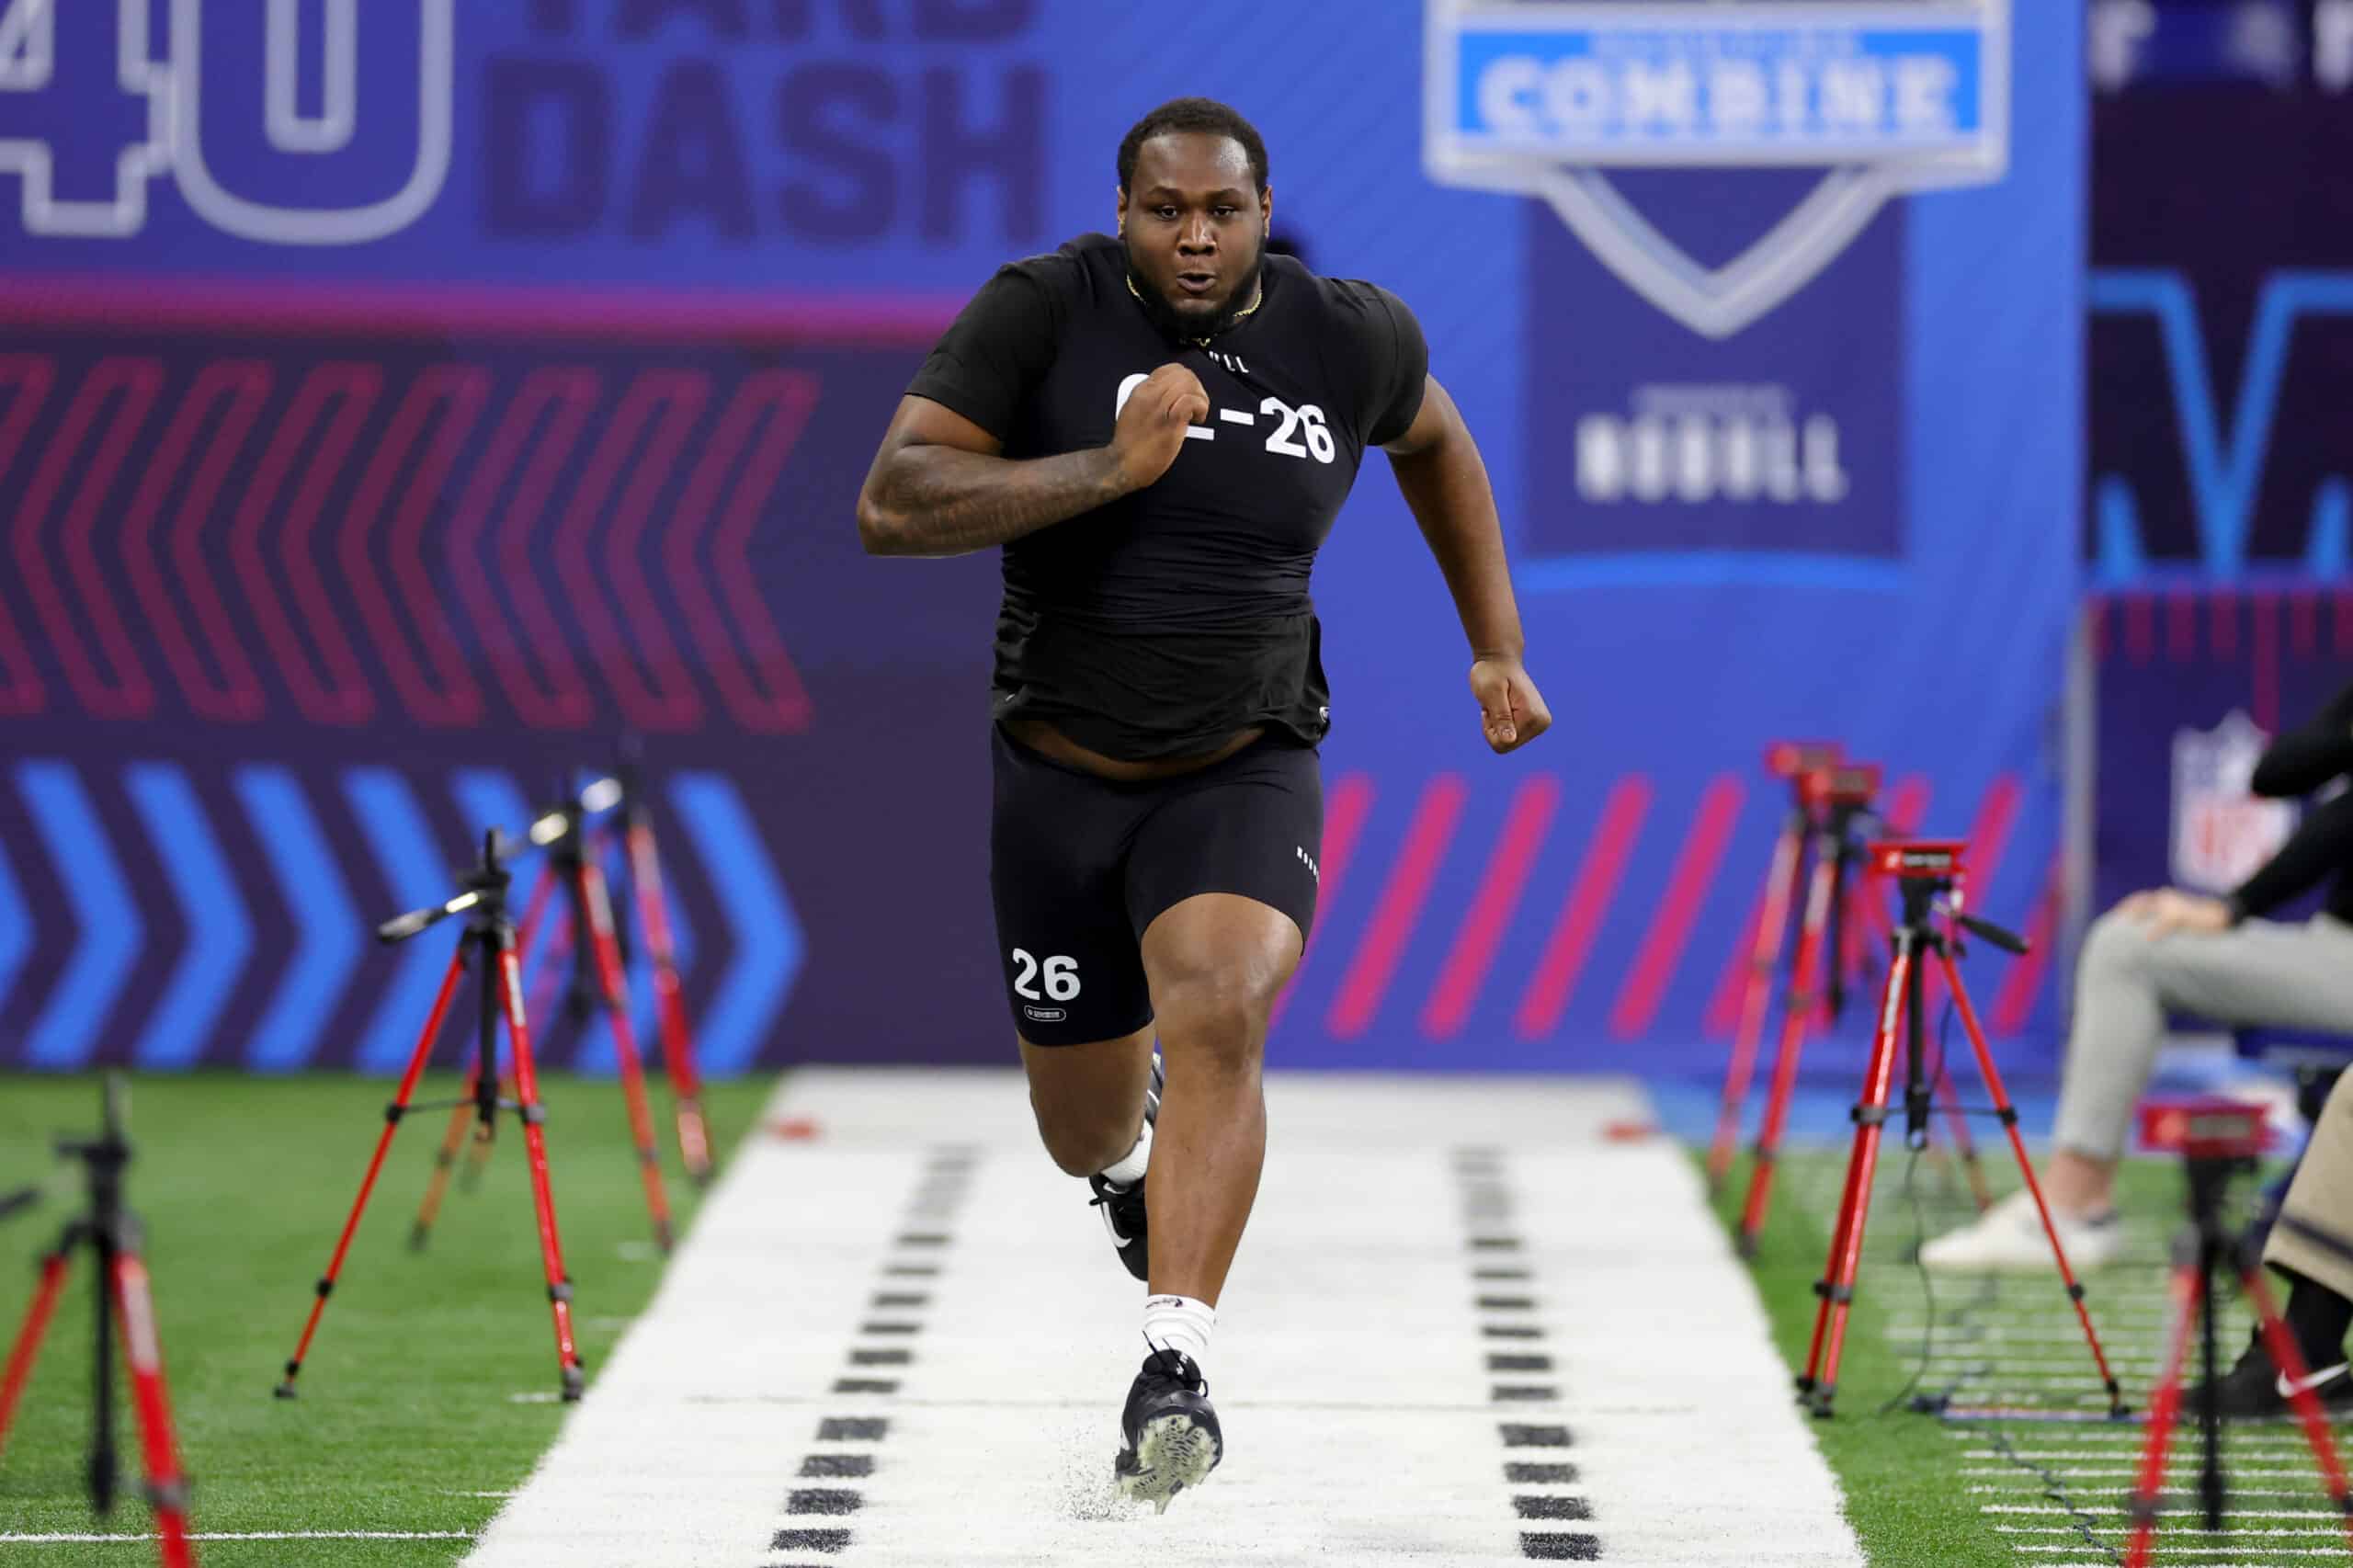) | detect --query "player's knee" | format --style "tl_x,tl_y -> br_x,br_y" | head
1029,1095 -> 1136,1177
1154,976 -> 1274,1074
2081,909 -> 2147,976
